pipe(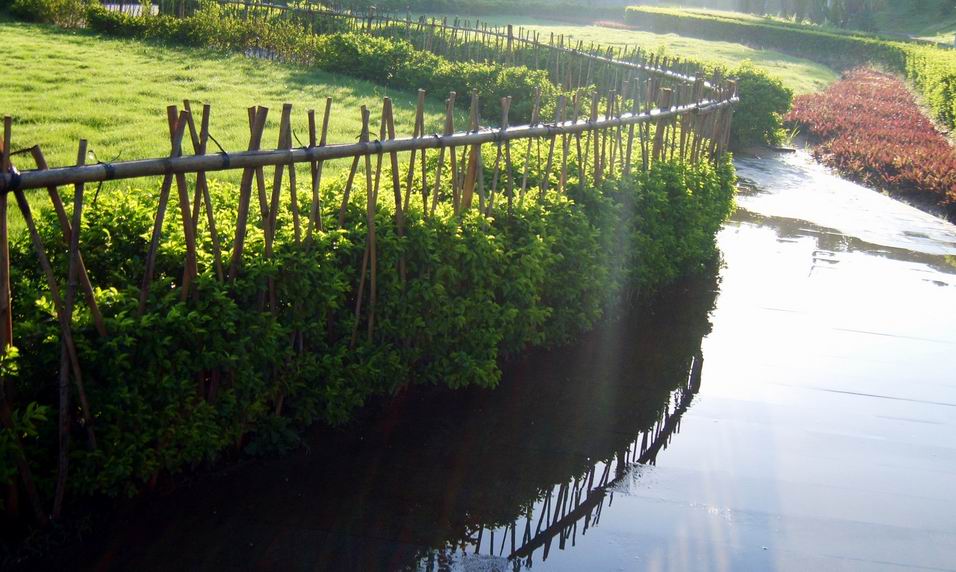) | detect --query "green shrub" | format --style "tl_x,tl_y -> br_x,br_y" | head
4,151 -> 734,502
728,63 -> 793,146
624,6 -> 956,130
10,0 -> 87,26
